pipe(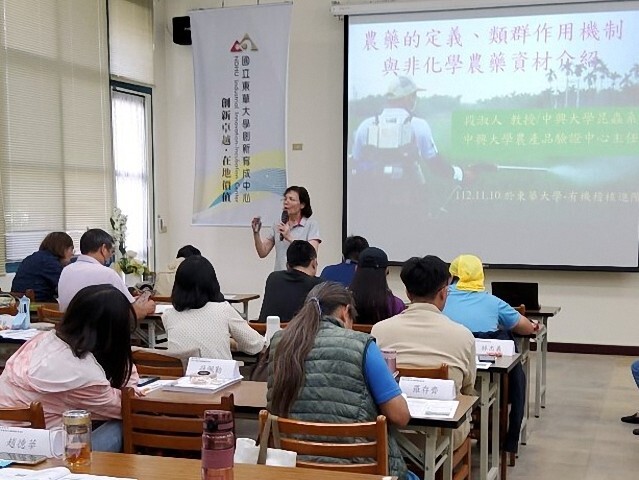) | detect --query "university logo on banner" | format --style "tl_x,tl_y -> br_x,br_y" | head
190,4 -> 292,226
